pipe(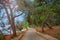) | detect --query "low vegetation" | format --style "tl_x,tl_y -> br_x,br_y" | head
0,34 -> 3,40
